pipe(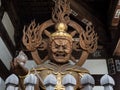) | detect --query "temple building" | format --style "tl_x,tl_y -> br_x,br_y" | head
0,0 -> 120,90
